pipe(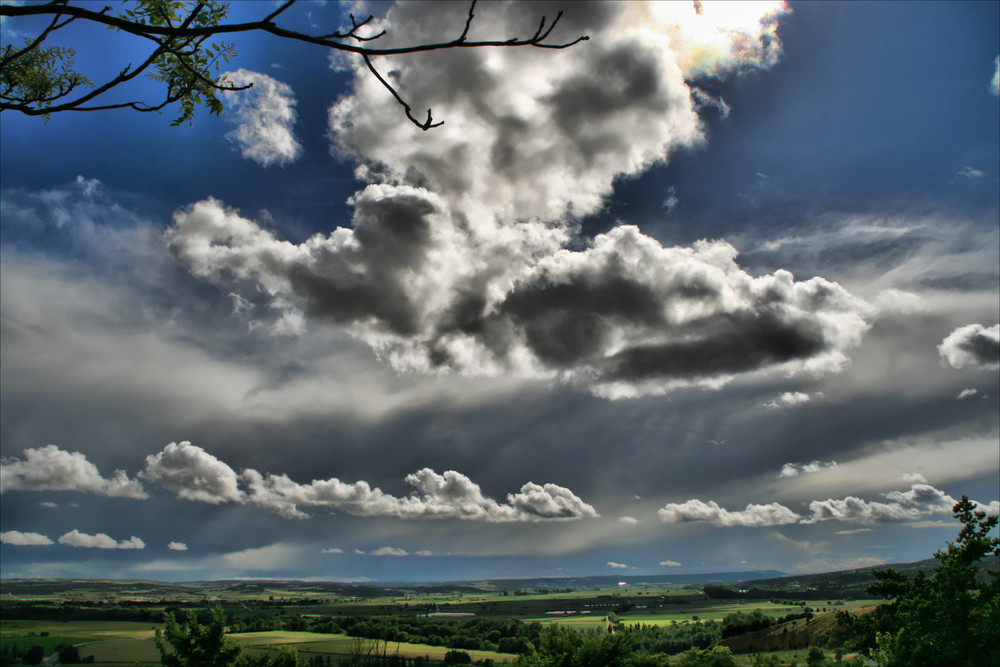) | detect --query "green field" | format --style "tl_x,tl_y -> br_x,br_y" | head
0,576 -> 887,665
